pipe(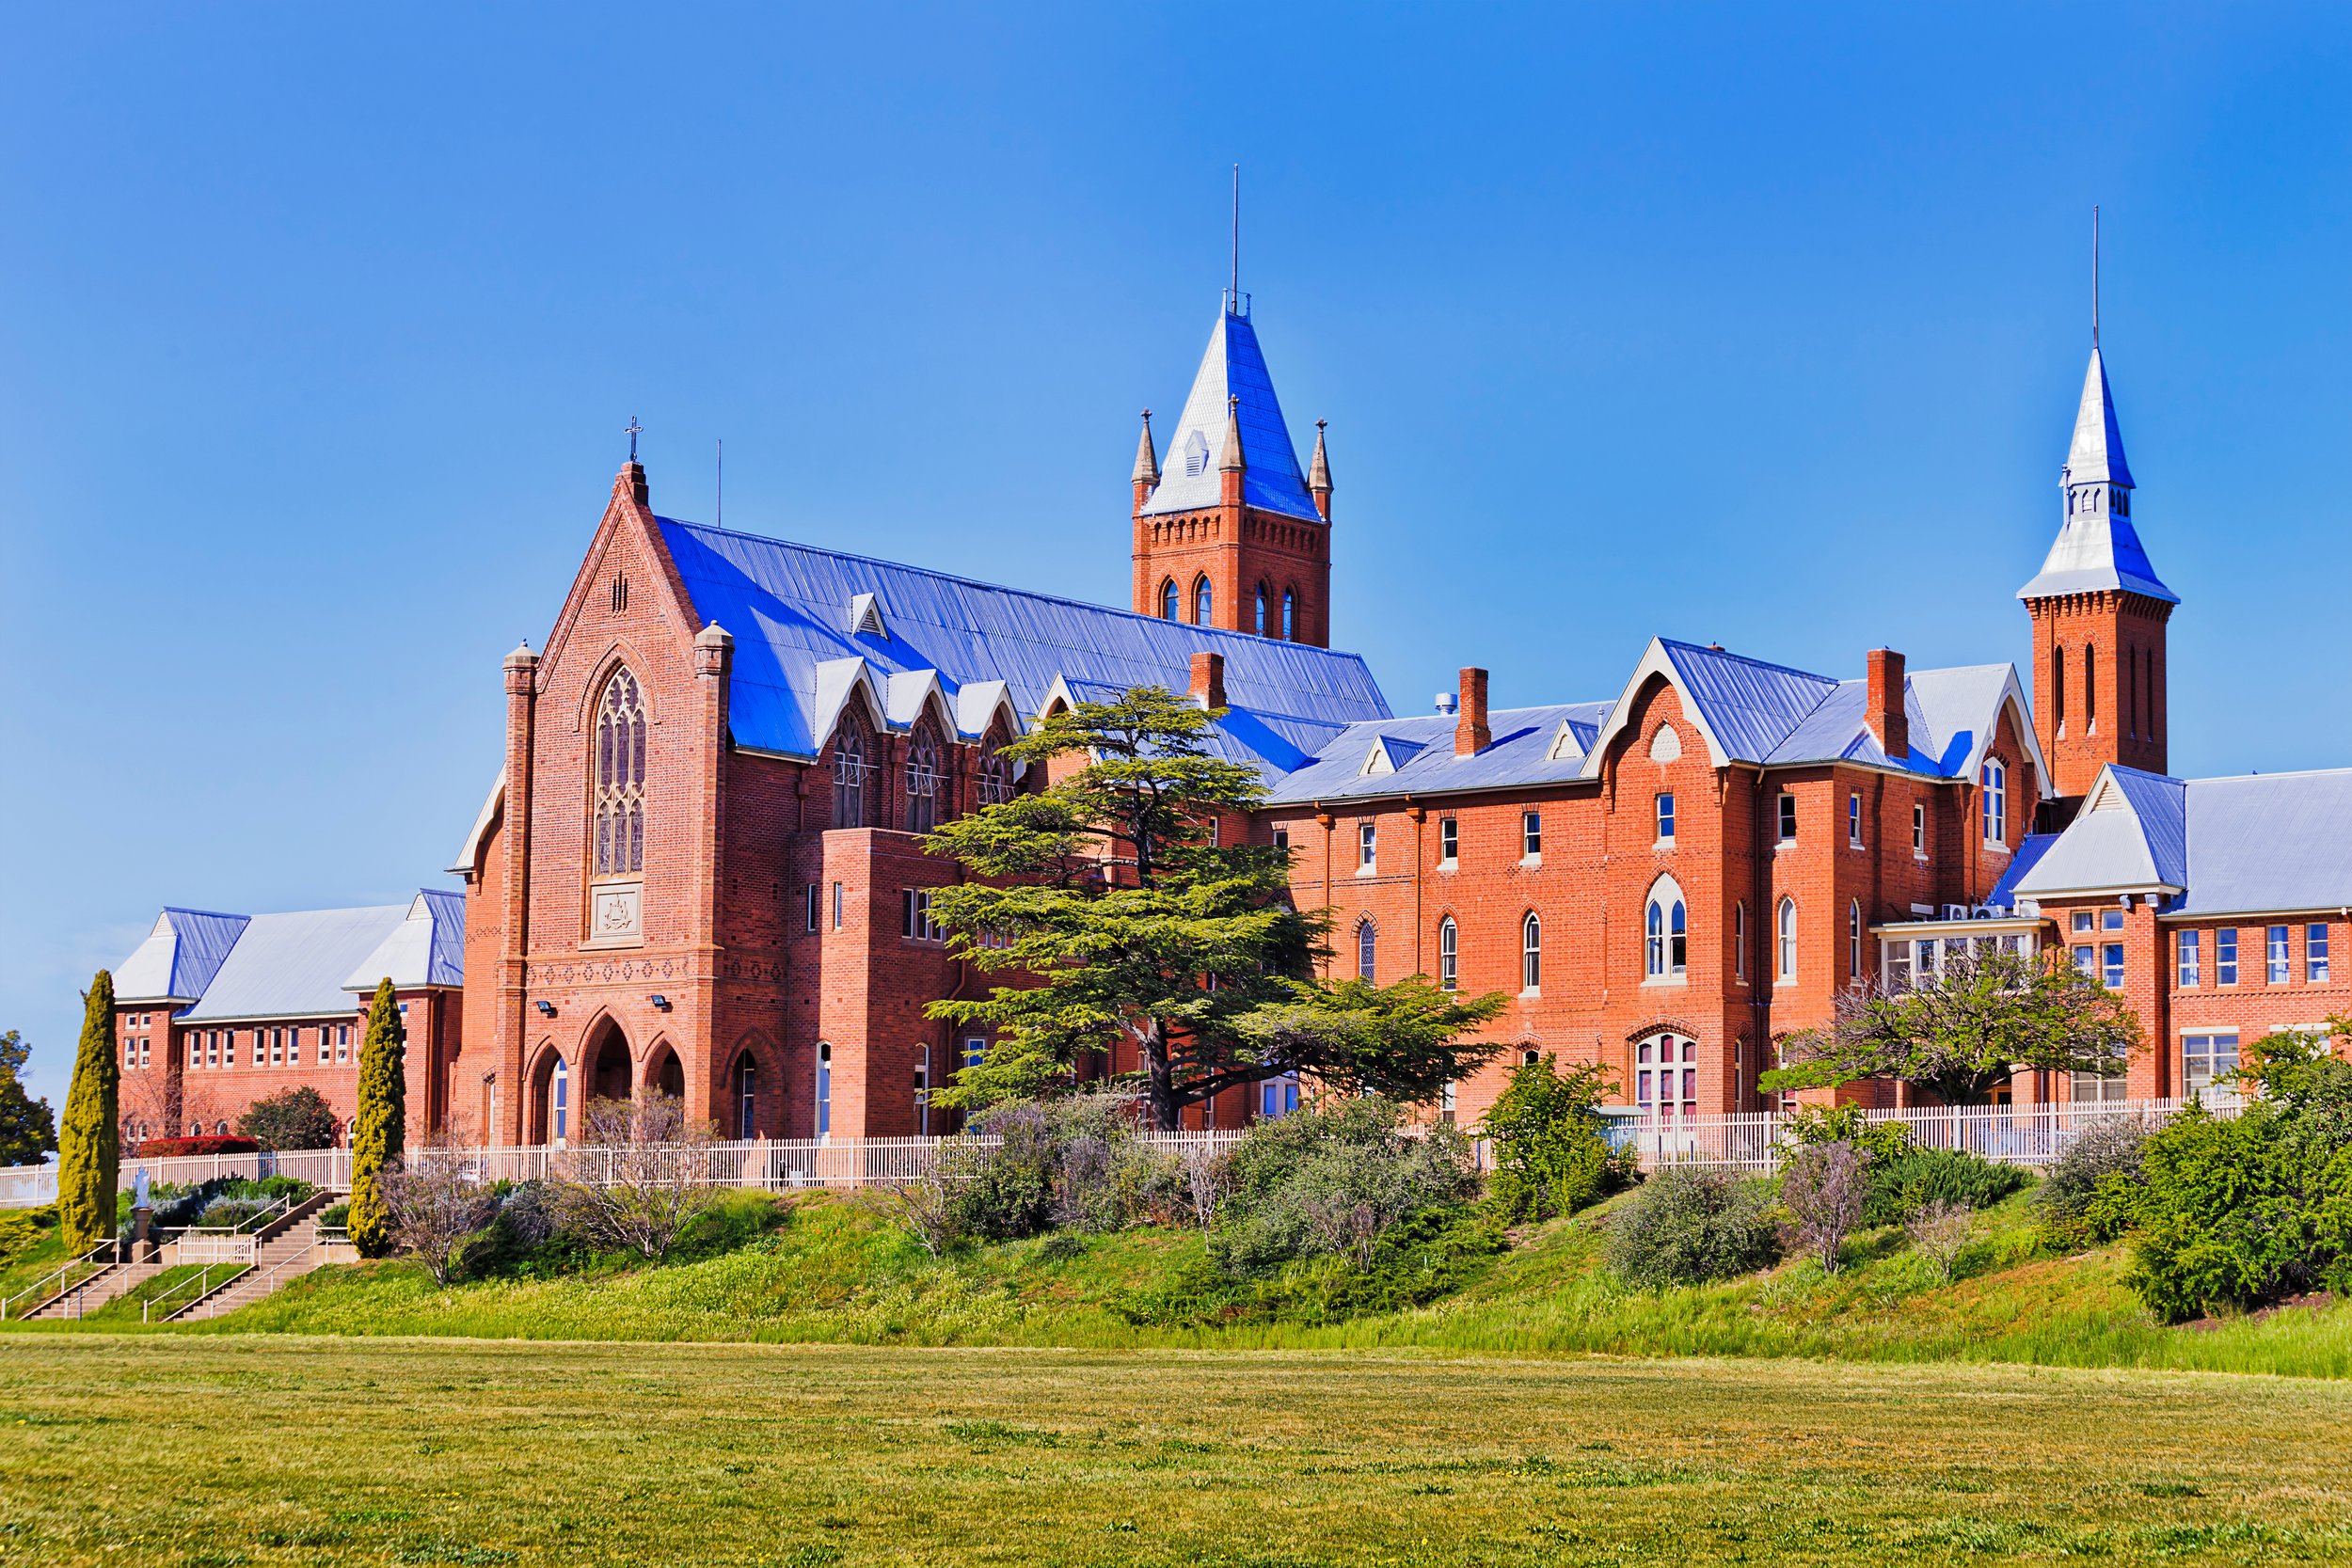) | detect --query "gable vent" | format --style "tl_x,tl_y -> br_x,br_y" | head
849,593 -> 887,639
1183,430 -> 1211,478
610,574 -> 629,613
